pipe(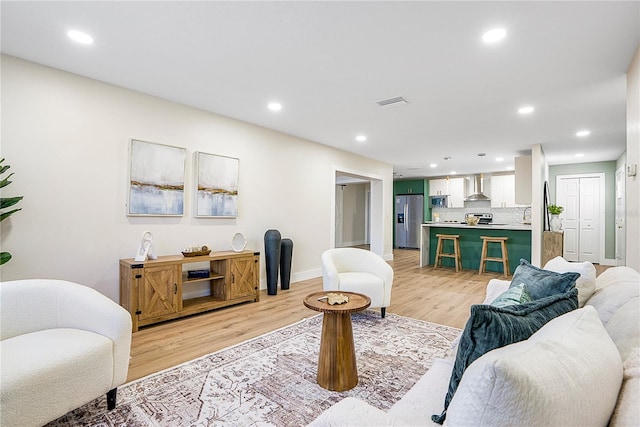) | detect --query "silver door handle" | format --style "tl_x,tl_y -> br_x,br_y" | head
404,204 -> 409,232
